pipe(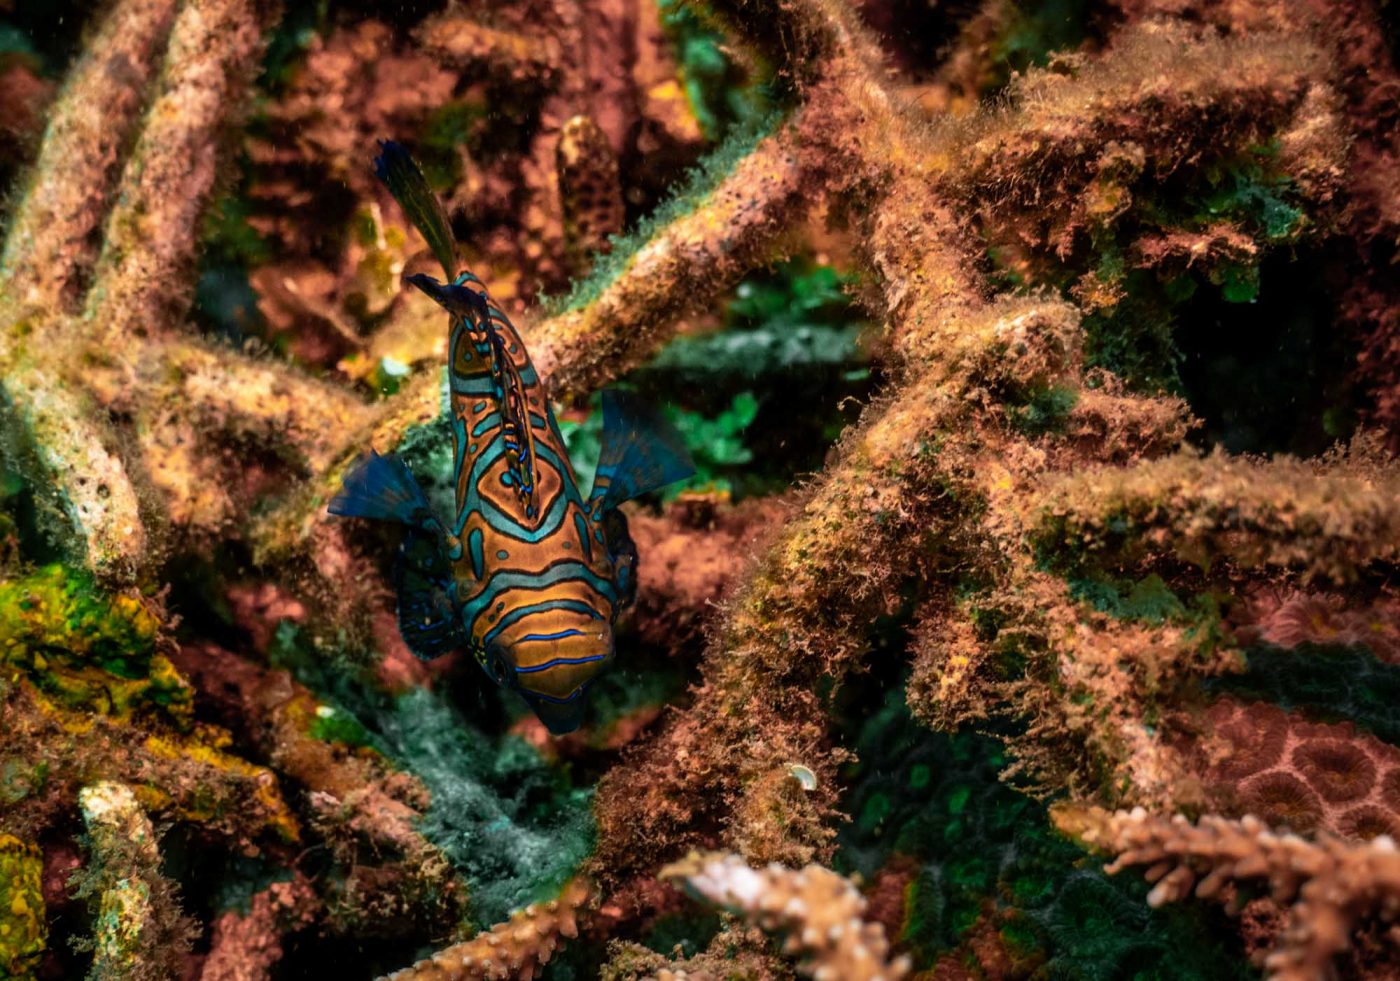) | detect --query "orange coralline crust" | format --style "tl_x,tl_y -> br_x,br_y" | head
200,875 -> 320,981
627,496 -> 792,650
660,851 -> 910,981
380,876 -> 593,981
1059,805 -> 1400,981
